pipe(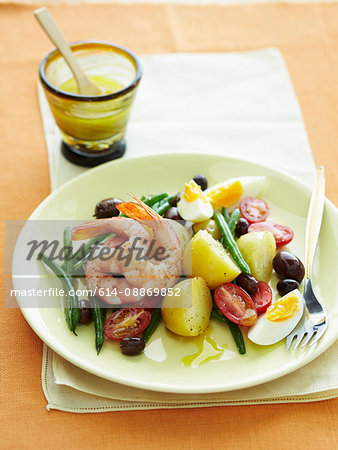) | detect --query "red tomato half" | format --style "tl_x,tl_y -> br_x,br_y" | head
248,222 -> 294,248
104,308 -> 151,341
251,281 -> 272,314
240,197 -> 269,223
214,283 -> 257,327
